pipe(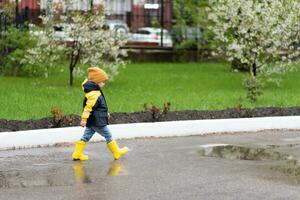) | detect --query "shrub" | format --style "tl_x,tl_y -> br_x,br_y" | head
0,27 -> 38,76
176,39 -> 199,51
